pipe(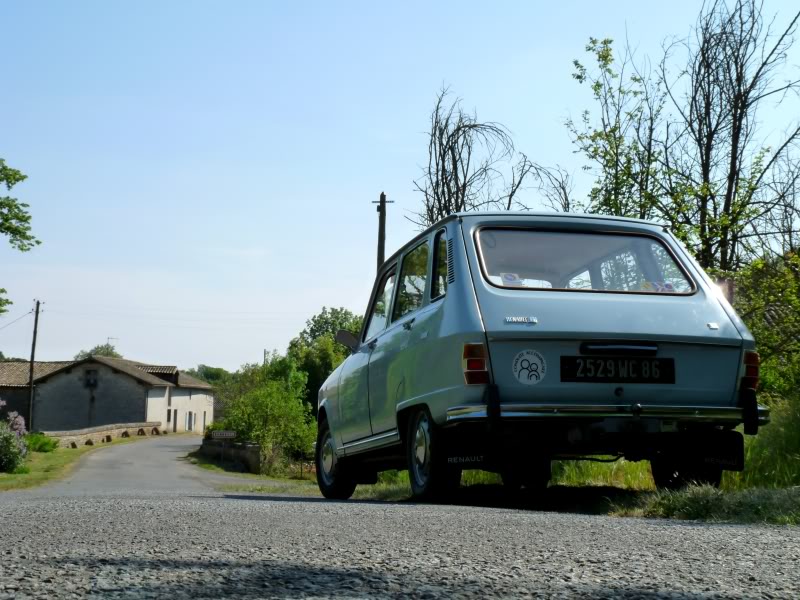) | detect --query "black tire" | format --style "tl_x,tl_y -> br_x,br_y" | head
650,458 -> 722,490
316,419 -> 357,500
406,407 -> 461,501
